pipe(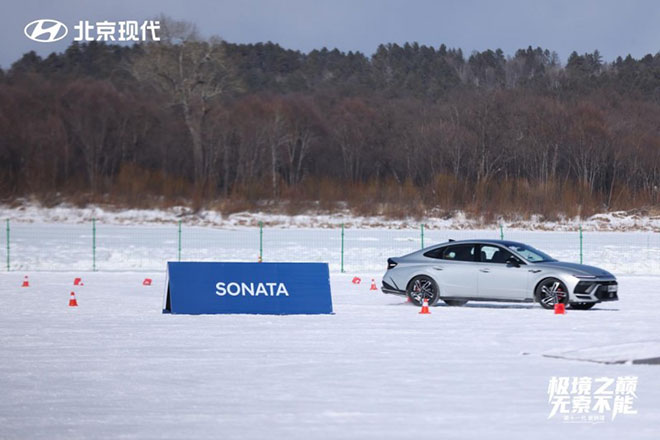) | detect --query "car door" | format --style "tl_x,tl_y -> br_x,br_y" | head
433,243 -> 478,298
476,244 -> 529,300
